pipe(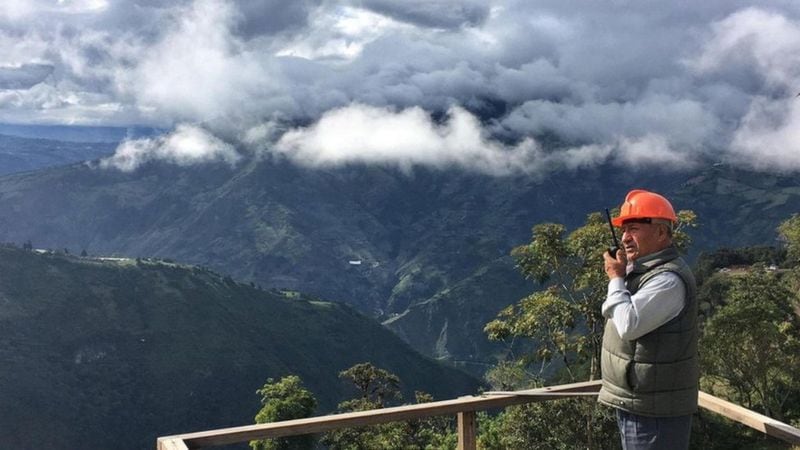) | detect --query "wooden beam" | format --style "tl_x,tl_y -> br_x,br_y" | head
698,392 -> 800,445
457,411 -> 477,450
157,438 -> 189,450
166,380 -> 602,448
